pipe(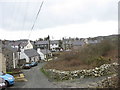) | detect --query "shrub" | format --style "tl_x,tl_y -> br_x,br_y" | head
44,39 -> 117,70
